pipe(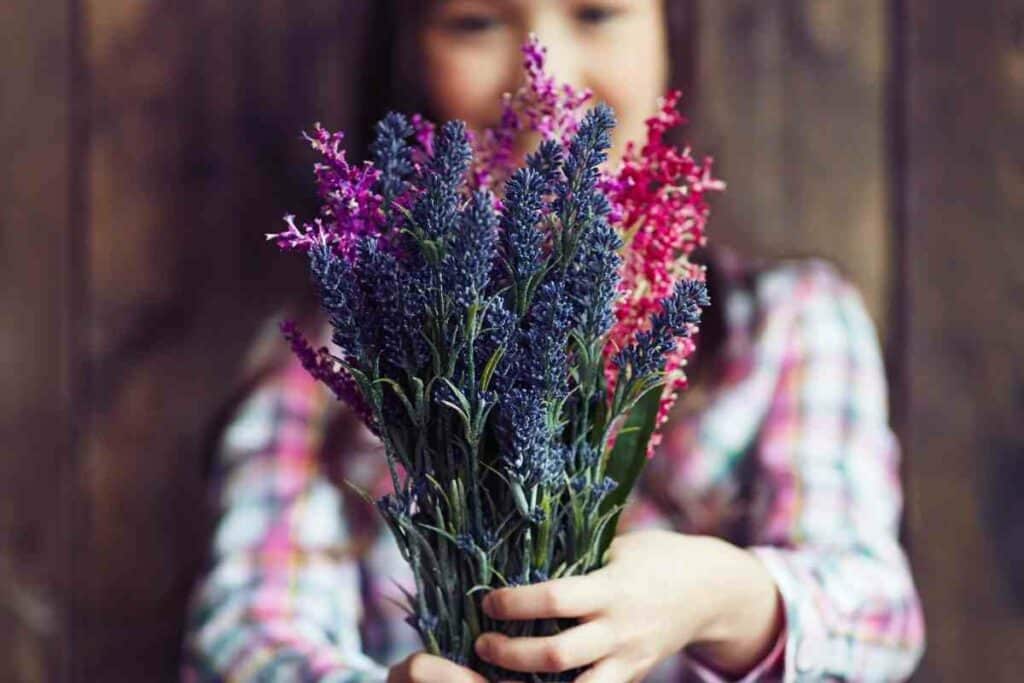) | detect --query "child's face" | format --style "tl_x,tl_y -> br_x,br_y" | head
421,0 -> 669,162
